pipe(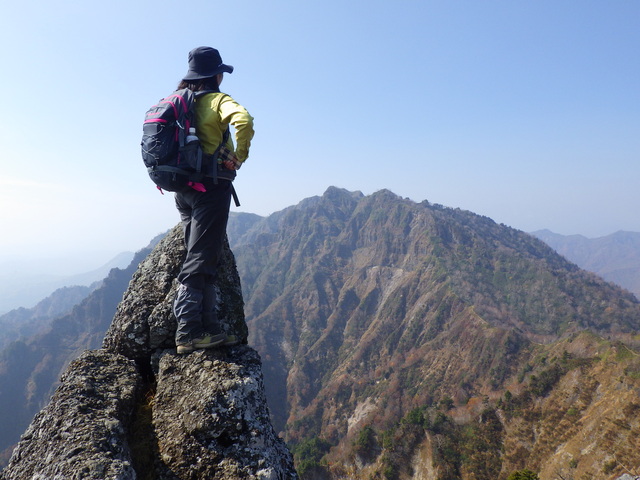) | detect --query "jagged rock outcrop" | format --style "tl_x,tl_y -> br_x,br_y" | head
2,225 -> 297,480
103,226 -> 247,358
3,350 -> 141,480
151,347 -> 295,479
